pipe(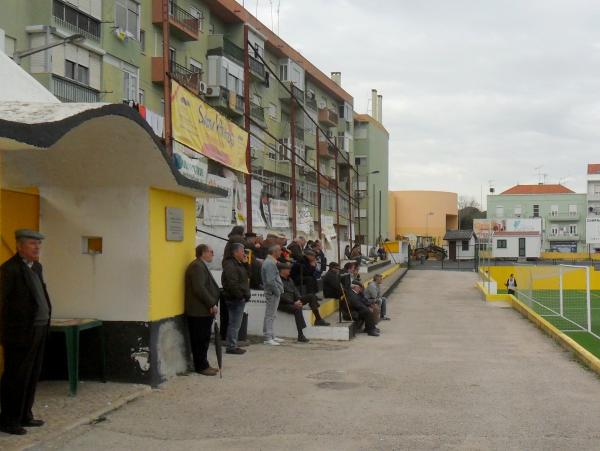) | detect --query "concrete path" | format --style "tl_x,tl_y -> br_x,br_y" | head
43,271 -> 600,450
